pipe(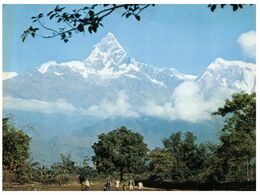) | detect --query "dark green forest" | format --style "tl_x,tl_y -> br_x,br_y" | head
2,92 -> 256,190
